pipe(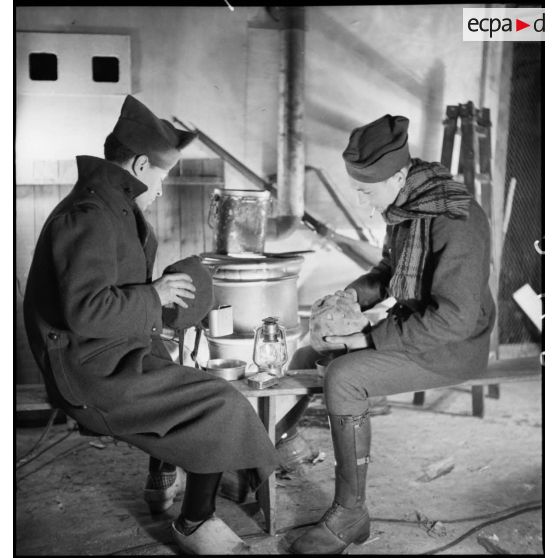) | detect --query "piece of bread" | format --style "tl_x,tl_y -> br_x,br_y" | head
309,293 -> 368,353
